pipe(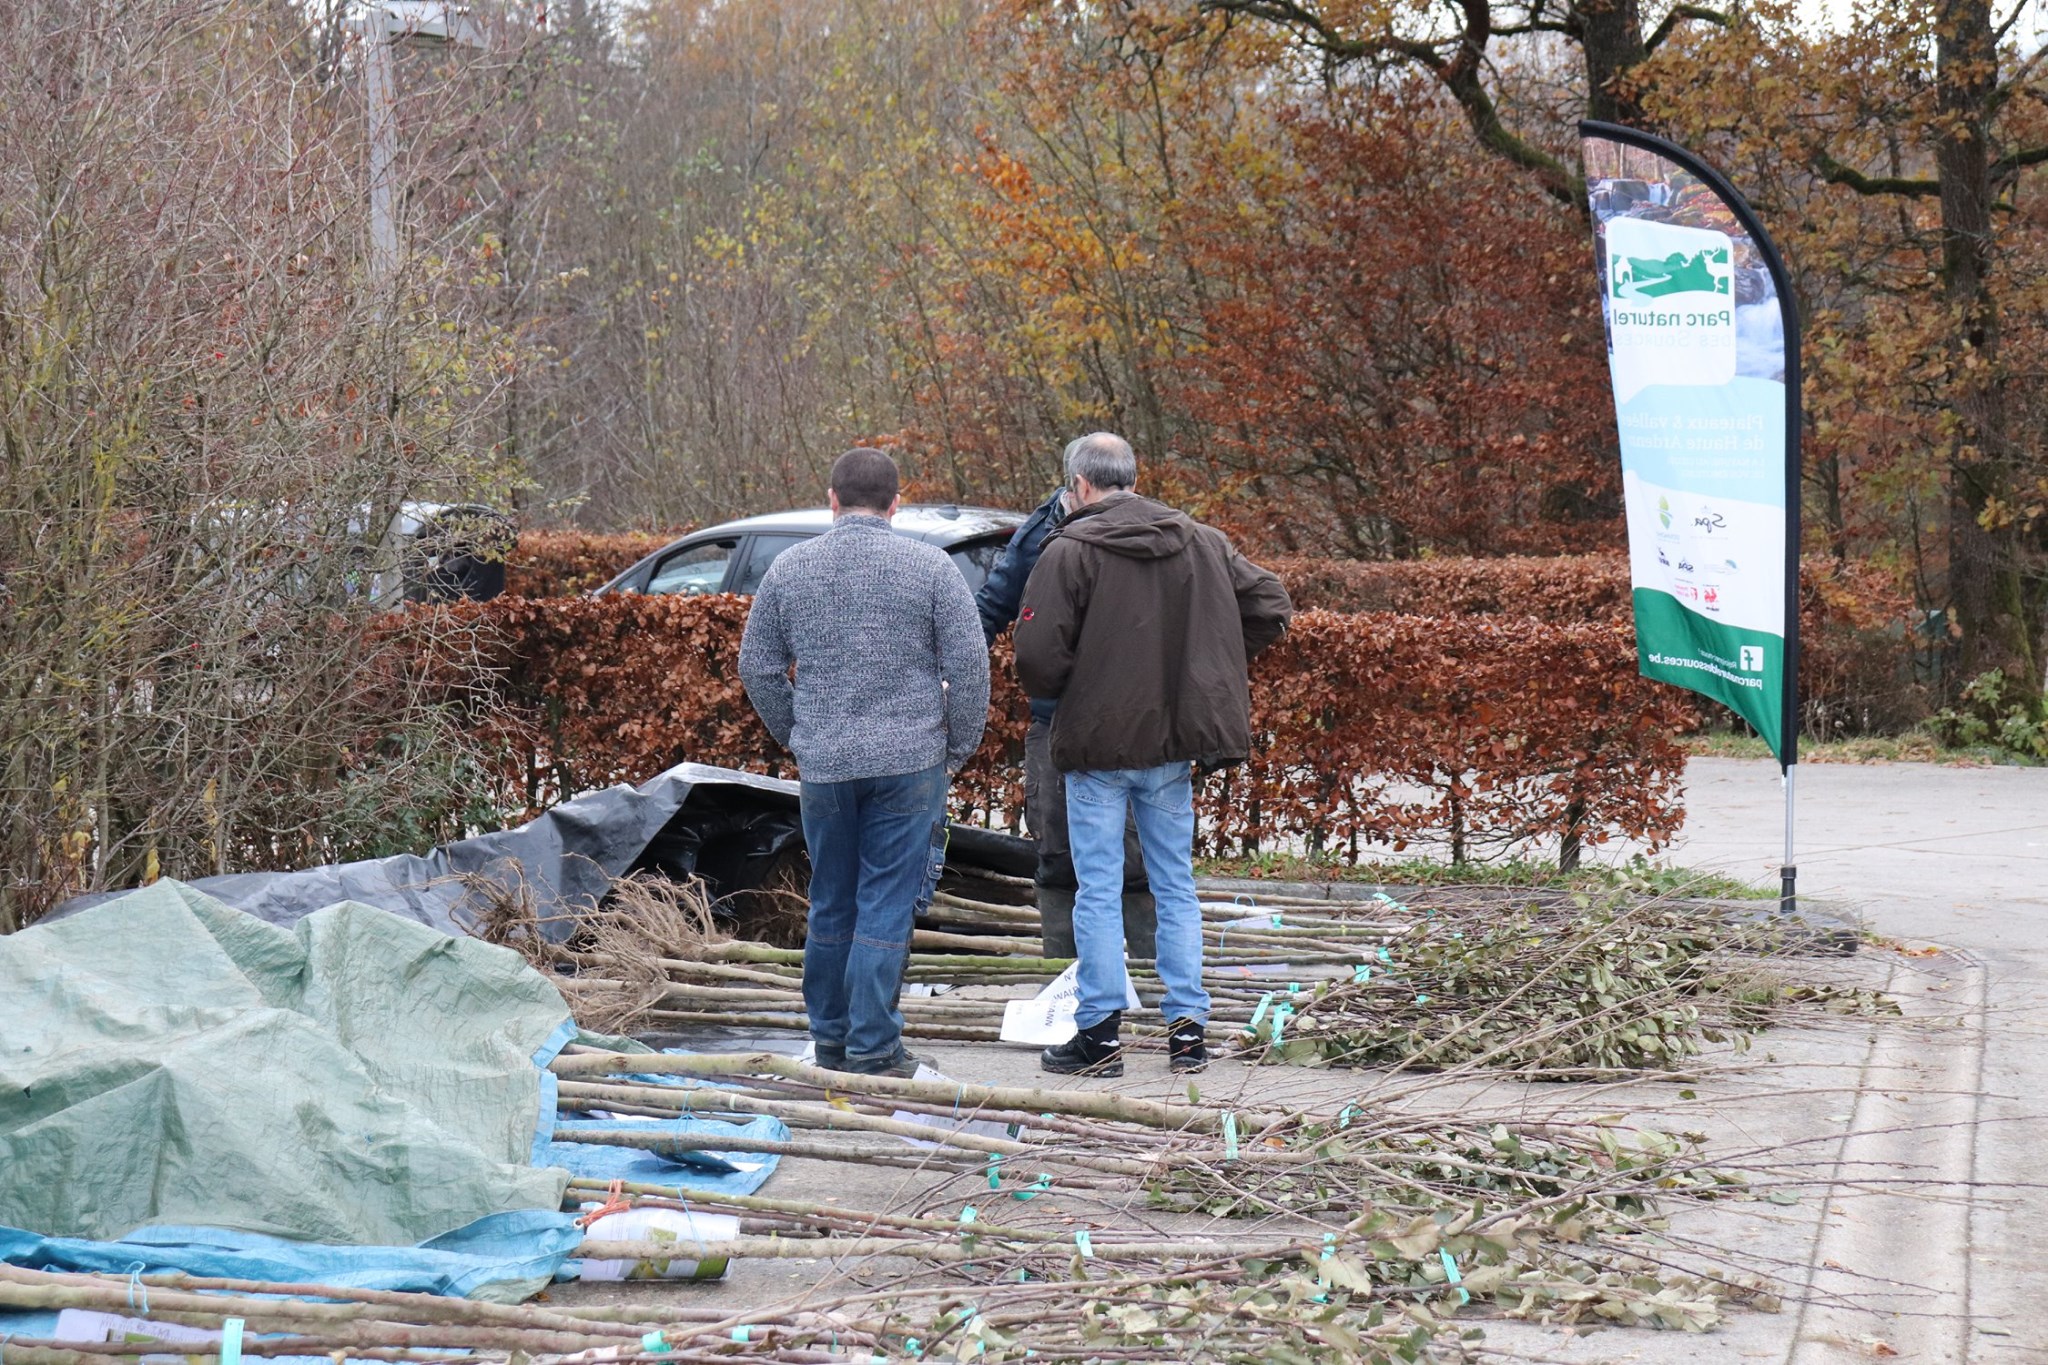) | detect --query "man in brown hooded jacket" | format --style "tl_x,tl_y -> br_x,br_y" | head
1014,432 -> 1292,1076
